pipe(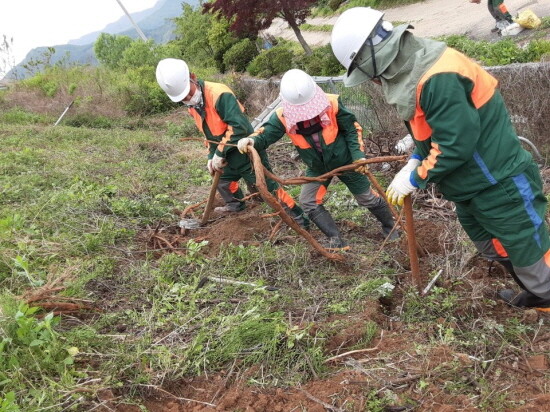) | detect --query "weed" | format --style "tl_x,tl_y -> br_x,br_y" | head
401,286 -> 459,322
